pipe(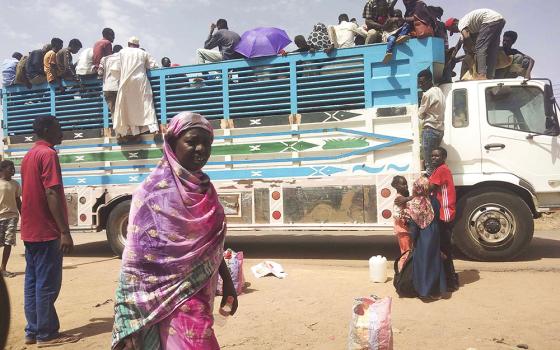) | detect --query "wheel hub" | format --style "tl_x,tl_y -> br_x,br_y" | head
484,218 -> 502,234
469,204 -> 516,247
